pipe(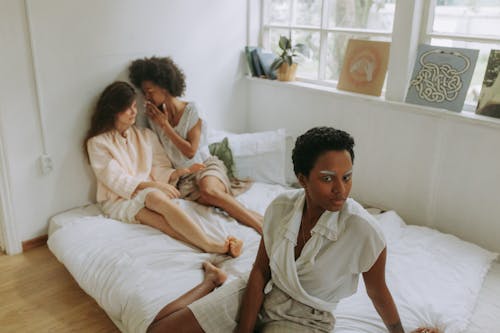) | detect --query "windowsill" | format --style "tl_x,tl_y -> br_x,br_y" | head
246,76 -> 500,130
